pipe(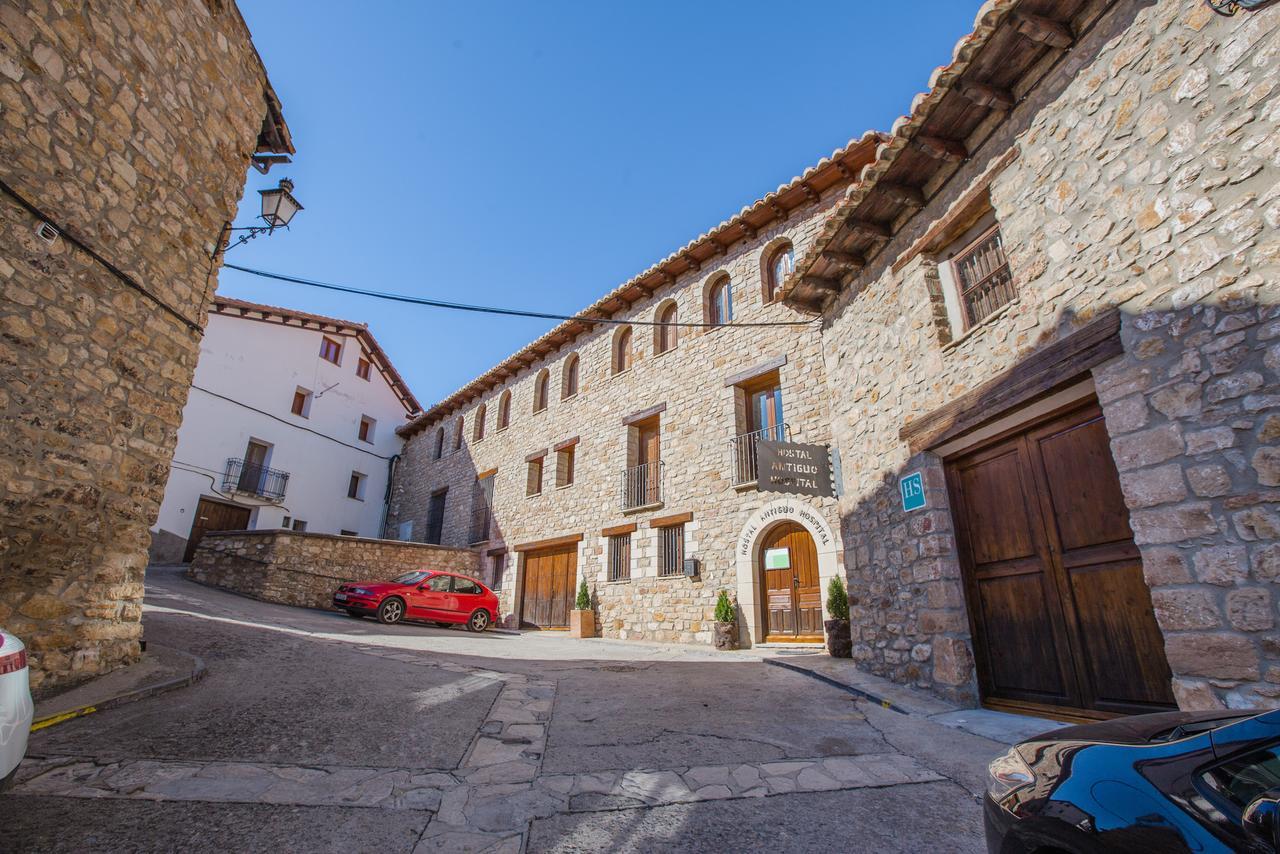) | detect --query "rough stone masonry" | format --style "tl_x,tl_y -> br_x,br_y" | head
0,0 -> 291,694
